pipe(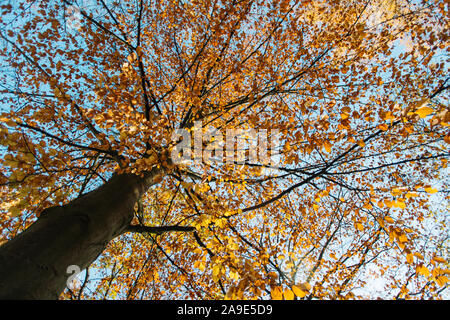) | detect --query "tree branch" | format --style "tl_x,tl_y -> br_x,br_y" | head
124,224 -> 195,235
